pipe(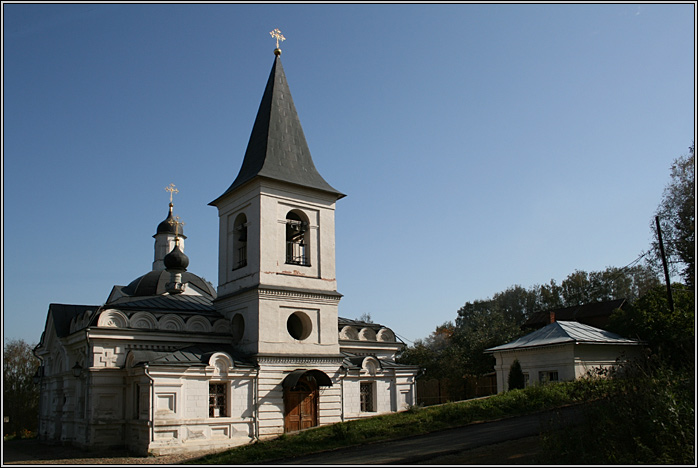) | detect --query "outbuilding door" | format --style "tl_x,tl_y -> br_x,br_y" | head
284,375 -> 318,432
